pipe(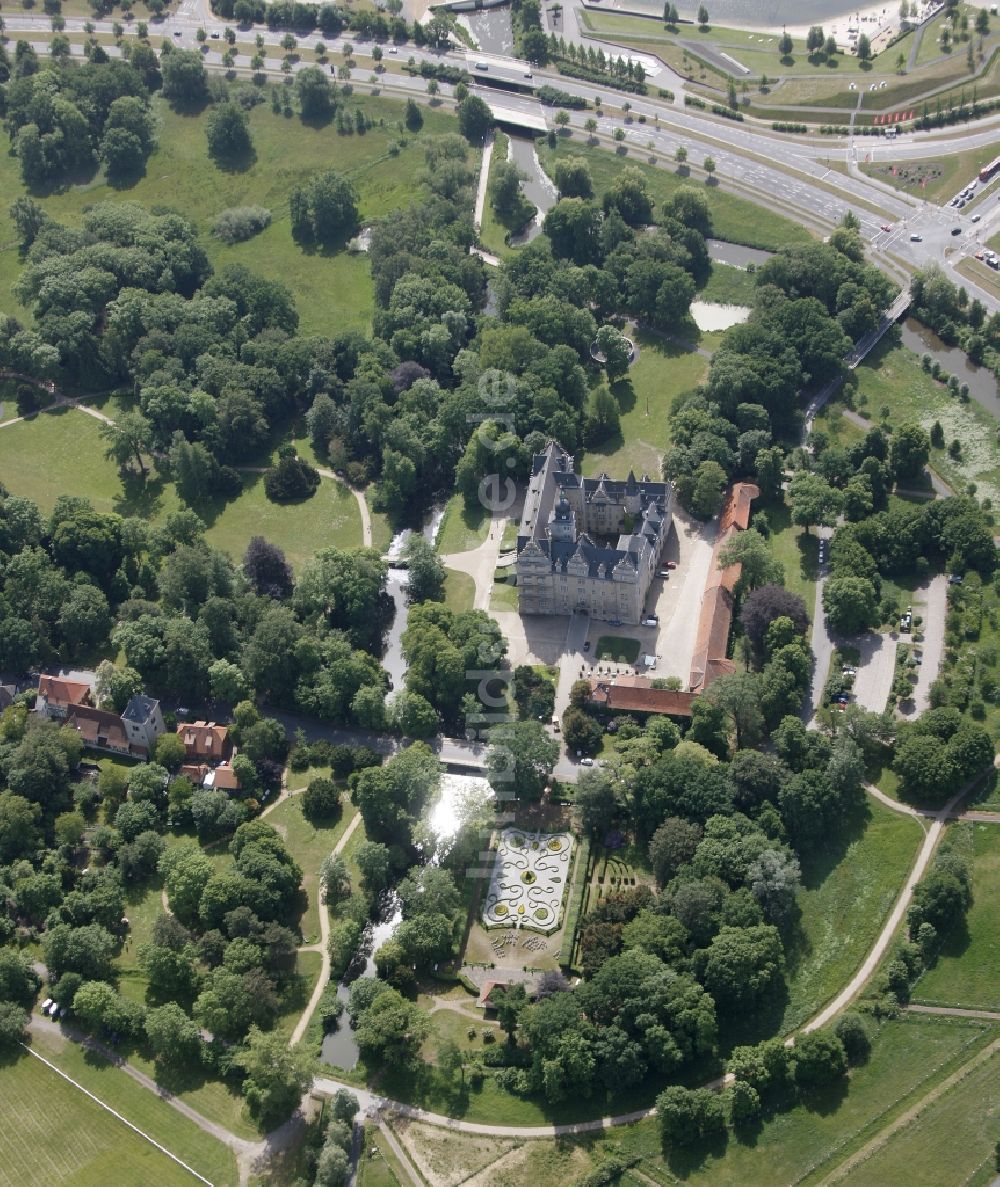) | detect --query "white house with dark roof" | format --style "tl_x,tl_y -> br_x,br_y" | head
516,441 -> 672,624
120,693 -> 165,755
